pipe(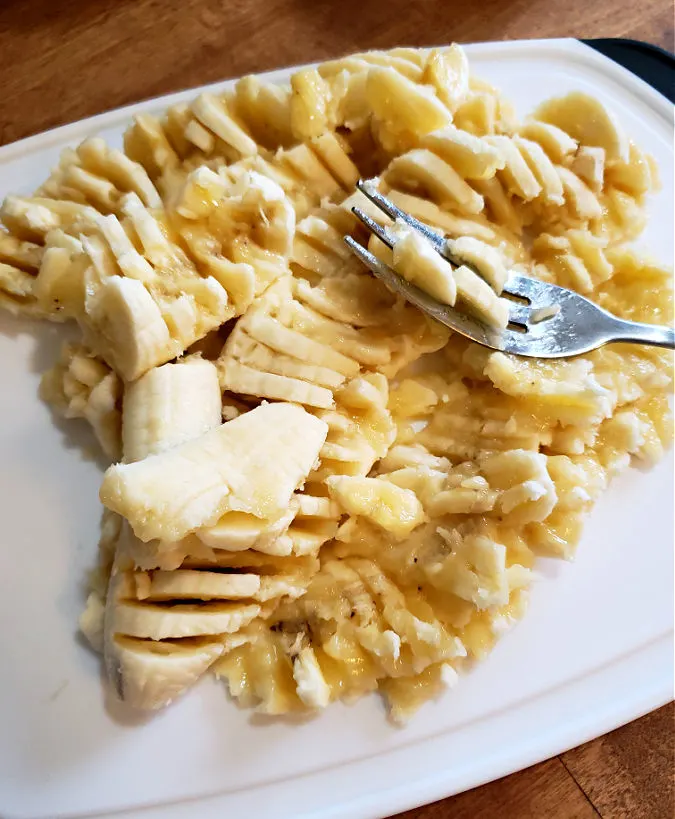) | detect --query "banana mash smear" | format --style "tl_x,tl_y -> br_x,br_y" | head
2,44 -> 672,721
